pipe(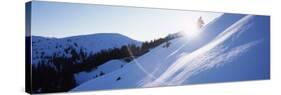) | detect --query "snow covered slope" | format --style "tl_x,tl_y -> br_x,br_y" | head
32,33 -> 141,64
71,14 -> 270,91
74,59 -> 127,85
